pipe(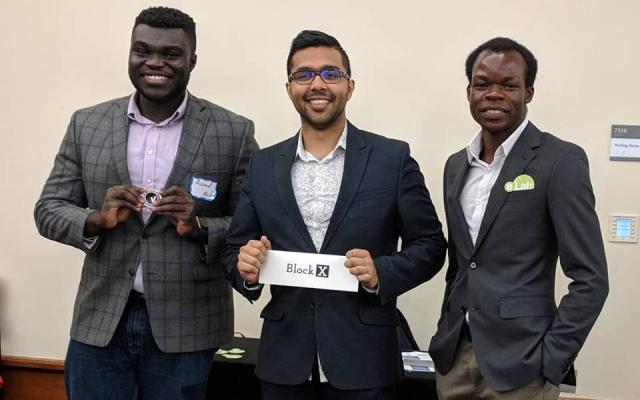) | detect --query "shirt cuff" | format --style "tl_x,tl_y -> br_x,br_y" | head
362,283 -> 379,295
83,235 -> 99,250
243,281 -> 264,291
